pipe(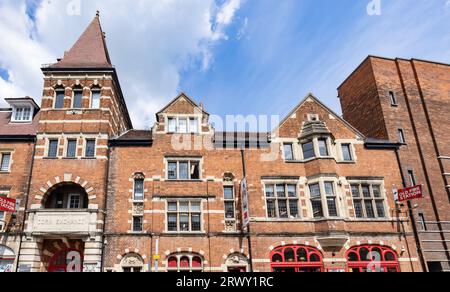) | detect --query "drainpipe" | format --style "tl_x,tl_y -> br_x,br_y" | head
100,140 -> 112,272
15,137 -> 37,272
240,148 -> 254,272
394,147 -> 427,272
